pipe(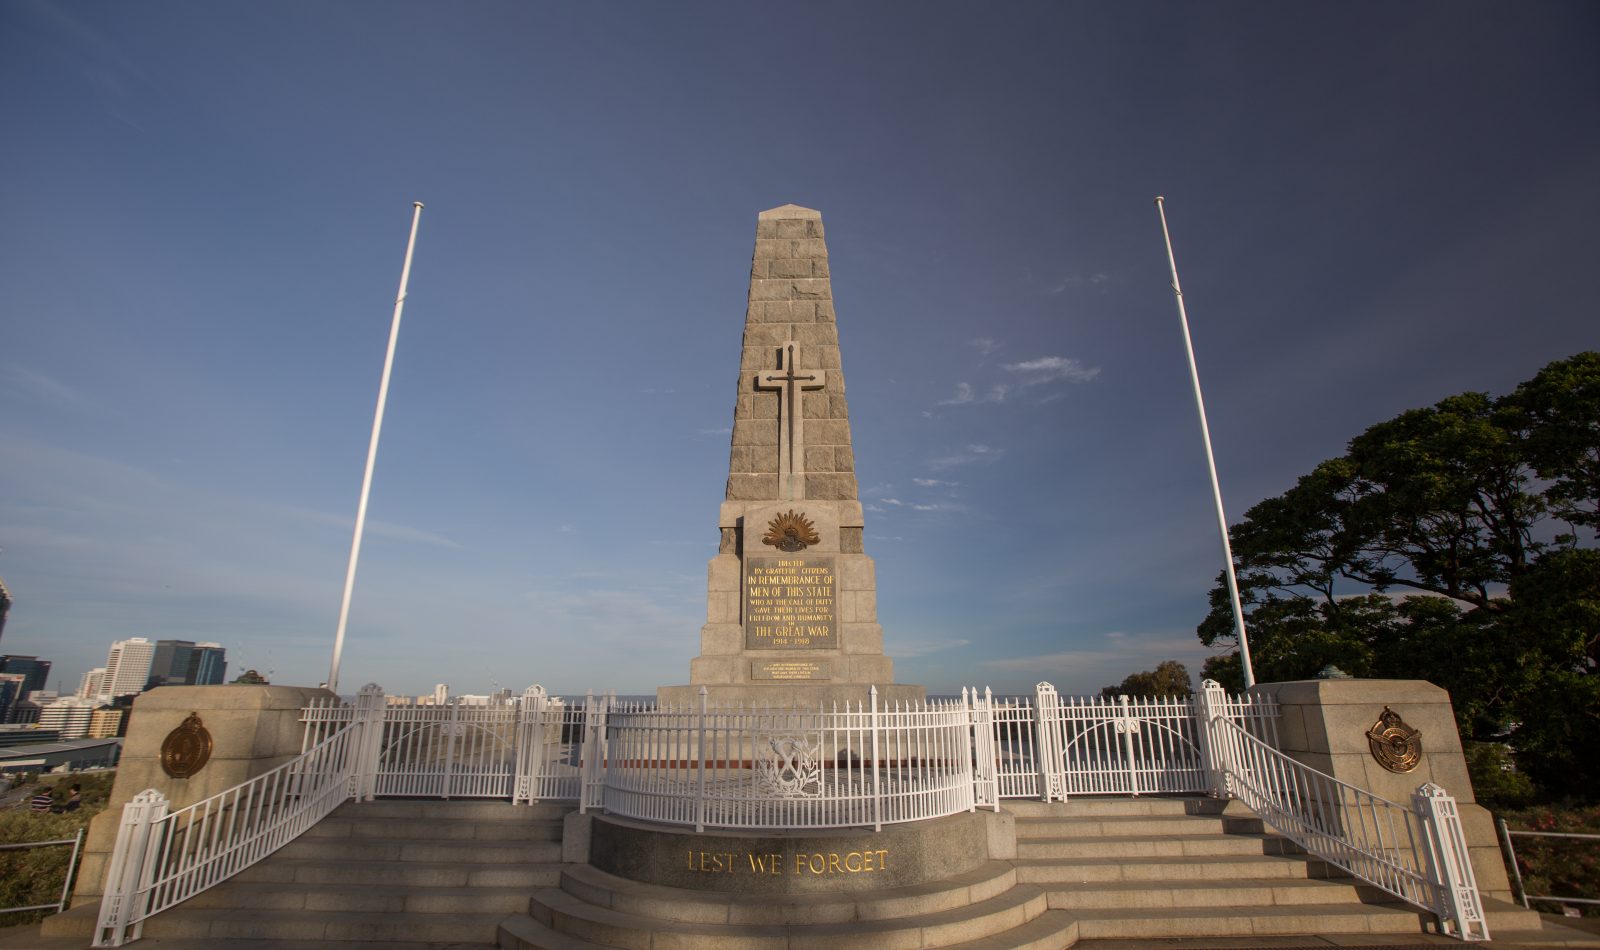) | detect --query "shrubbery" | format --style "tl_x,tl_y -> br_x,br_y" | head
0,772 -> 114,927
